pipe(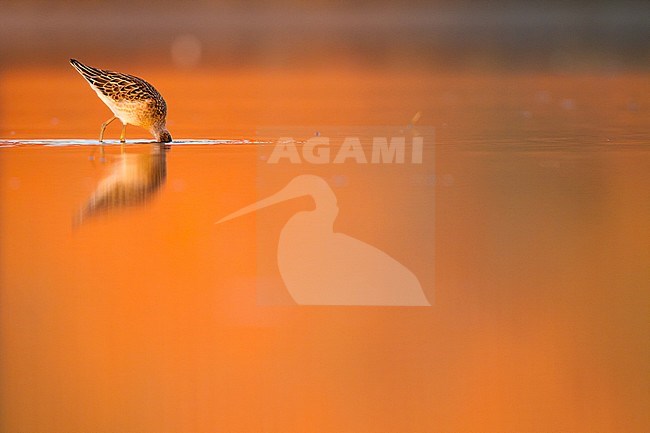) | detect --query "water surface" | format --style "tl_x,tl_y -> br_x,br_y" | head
1,70 -> 648,432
